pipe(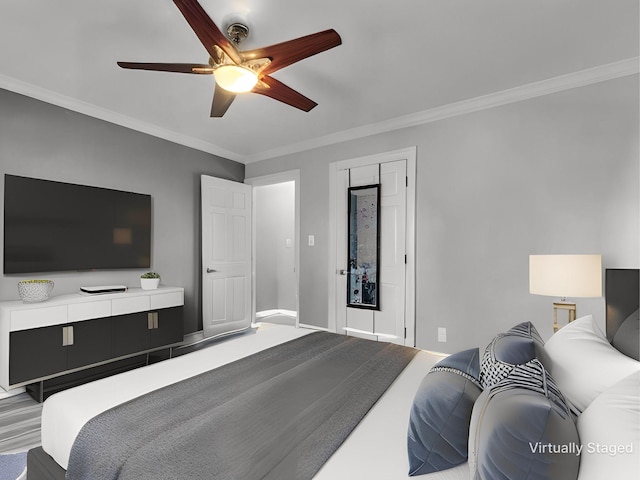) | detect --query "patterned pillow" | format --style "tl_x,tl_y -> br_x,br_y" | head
407,348 -> 482,476
479,321 -> 550,389
469,359 -> 579,480
487,359 -> 570,414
